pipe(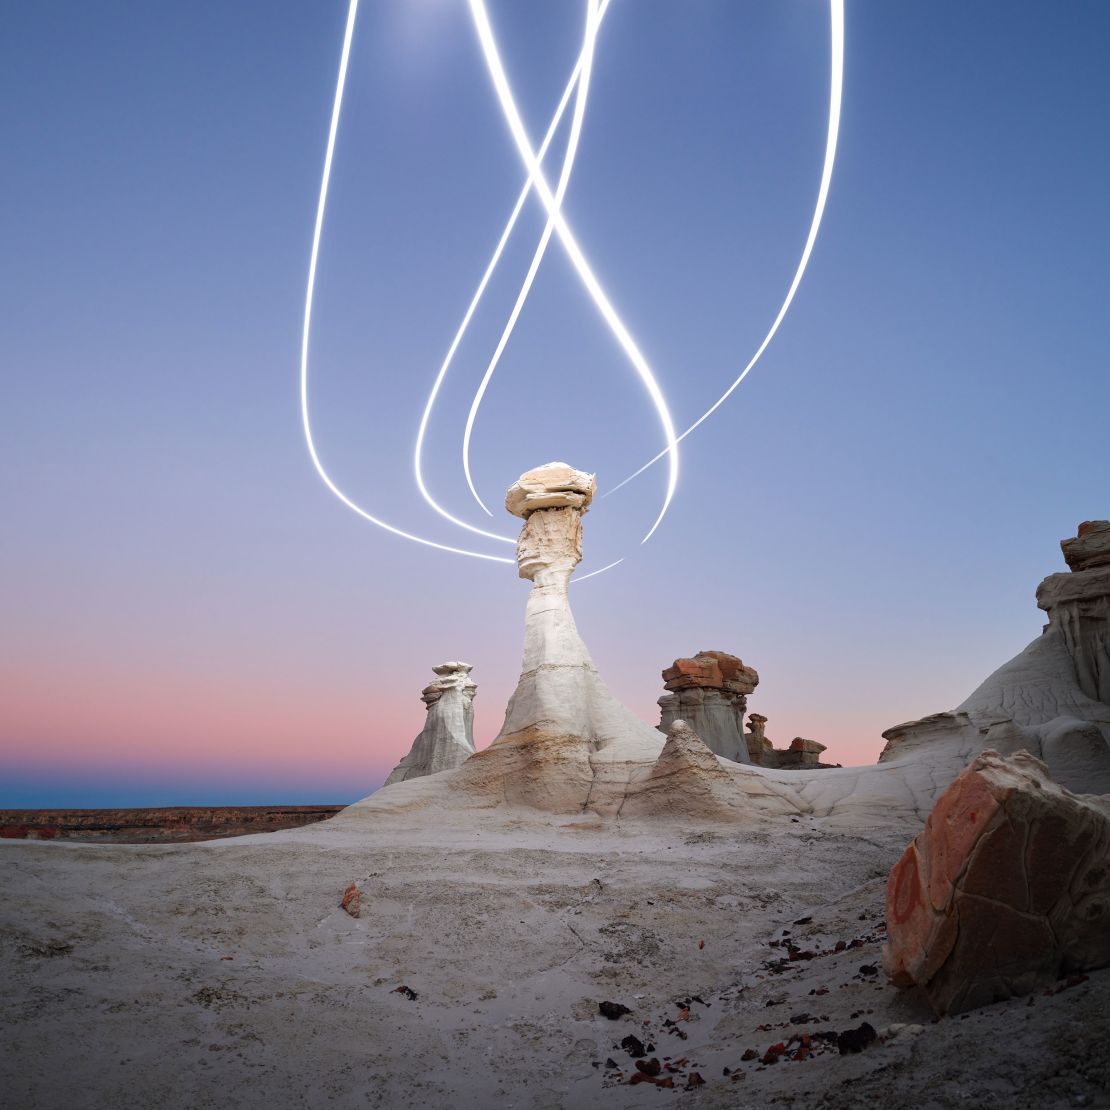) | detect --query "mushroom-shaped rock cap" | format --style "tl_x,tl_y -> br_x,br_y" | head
431,661 -> 473,676
505,462 -> 596,519
662,651 -> 759,696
